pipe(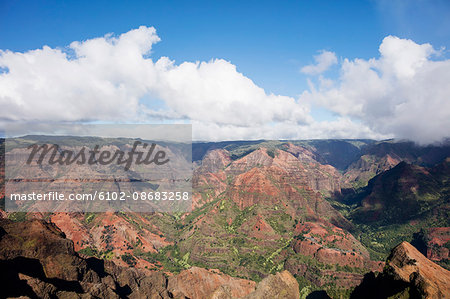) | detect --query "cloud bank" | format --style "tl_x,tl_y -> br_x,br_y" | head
0,27 -> 448,143
301,36 -> 450,144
